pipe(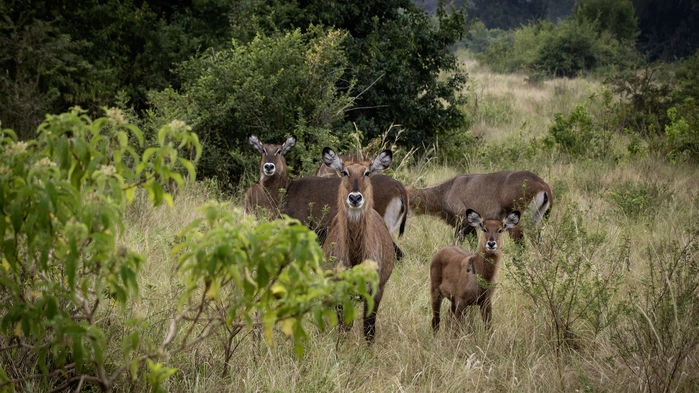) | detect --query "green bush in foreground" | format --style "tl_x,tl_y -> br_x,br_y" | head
0,109 -> 375,392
